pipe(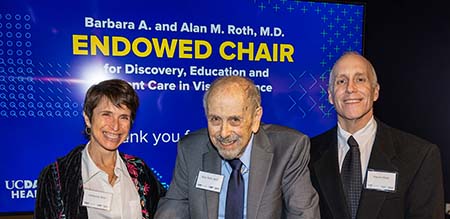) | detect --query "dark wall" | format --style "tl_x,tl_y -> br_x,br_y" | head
359,0 -> 450,210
